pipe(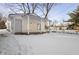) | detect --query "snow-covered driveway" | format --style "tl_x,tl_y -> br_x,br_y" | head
0,33 -> 79,55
